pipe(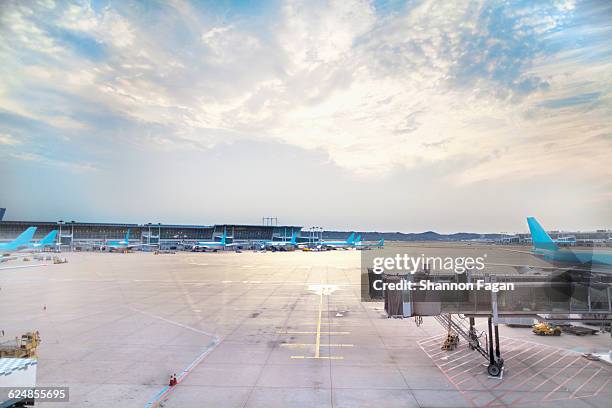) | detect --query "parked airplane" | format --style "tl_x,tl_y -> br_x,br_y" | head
28,230 -> 58,250
192,231 -> 231,252
104,229 -> 156,251
0,227 -> 37,253
527,217 -> 612,267
0,226 -> 38,262
319,232 -> 356,249
493,217 -> 612,275
354,235 -> 385,250
260,231 -> 297,251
